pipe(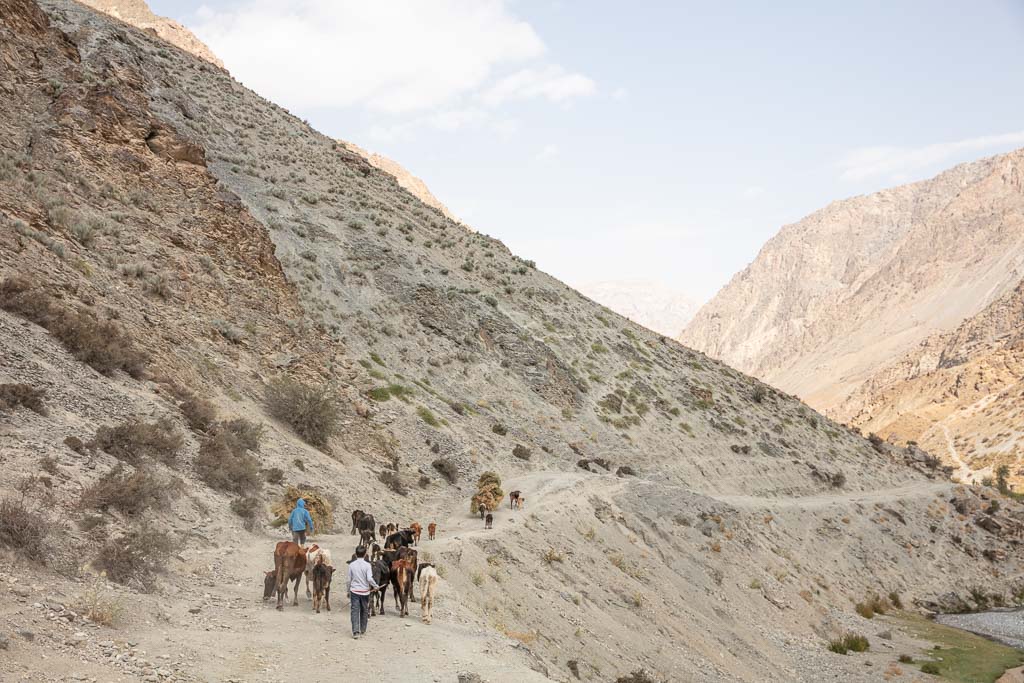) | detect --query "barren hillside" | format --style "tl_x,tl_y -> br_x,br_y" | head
841,280 -> 1024,485
681,151 -> 1024,406
2,1 -> 1023,682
